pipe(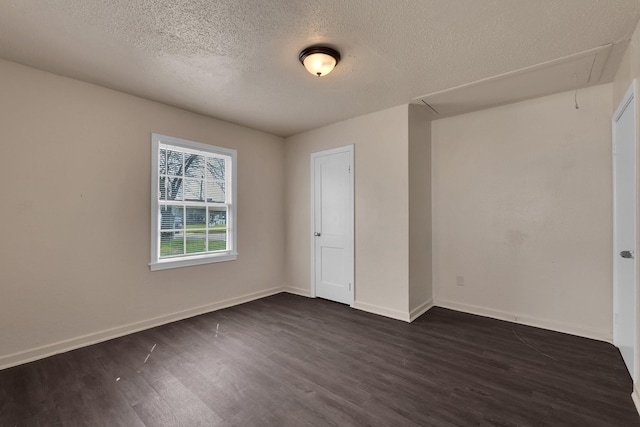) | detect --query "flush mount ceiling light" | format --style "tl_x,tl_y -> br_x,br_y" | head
299,46 -> 341,77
